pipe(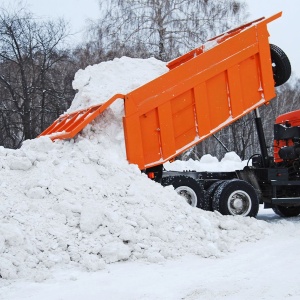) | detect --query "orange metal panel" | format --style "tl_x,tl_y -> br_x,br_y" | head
38,94 -> 125,140
239,55 -> 262,110
123,113 -> 146,168
275,110 -> 300,126
139,109 -> 161,164
227,65 -> 244,118
205,72 -> 230,129
194,83 -> 211,137
157,102 -> 176,159
273,109 -> 300,163
172,101 -> 197,150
